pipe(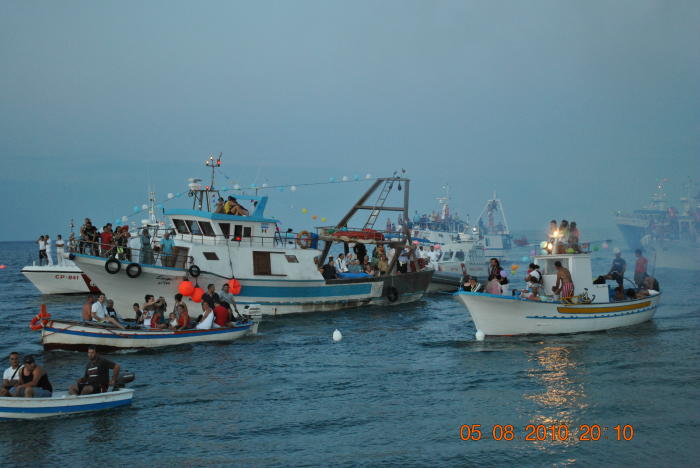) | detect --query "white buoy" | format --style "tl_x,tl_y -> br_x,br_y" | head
332,329 -> 343,342
475,330 -> 485,341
